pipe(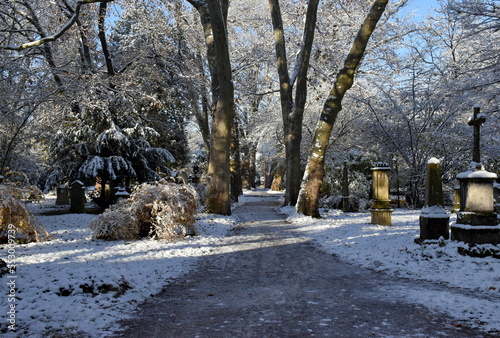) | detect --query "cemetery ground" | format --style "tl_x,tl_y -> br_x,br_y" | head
2,191 -> 500,337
